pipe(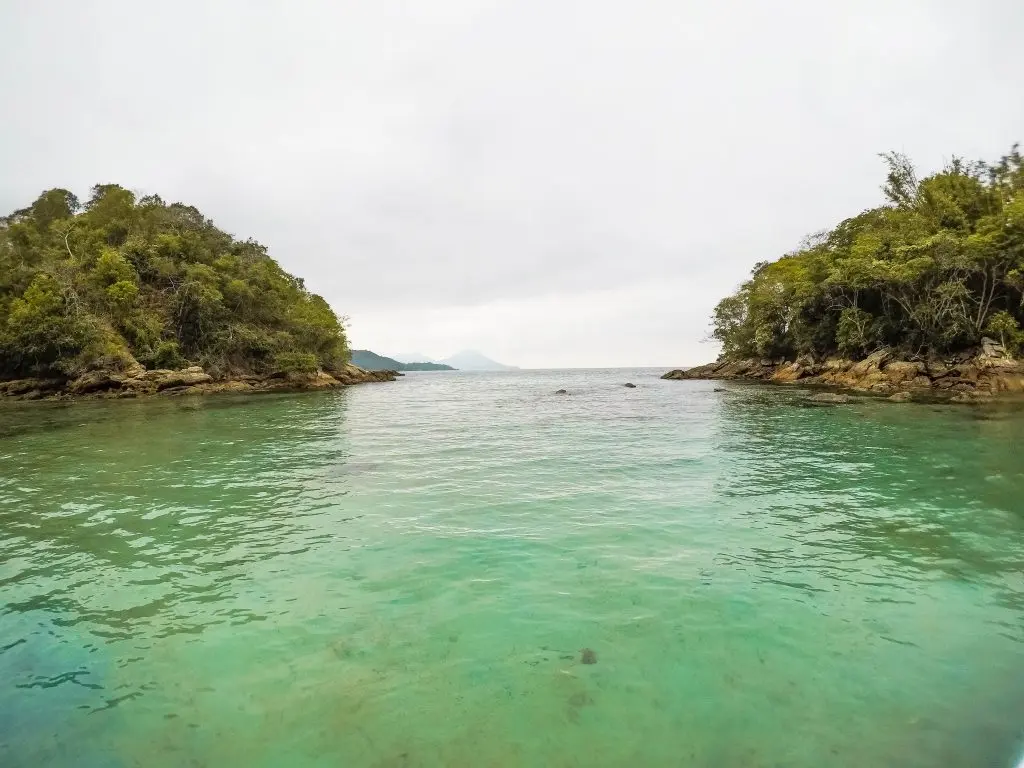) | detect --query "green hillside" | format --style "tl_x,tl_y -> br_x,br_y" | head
0,185 -> 349,380
711,145 -> 1024,361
